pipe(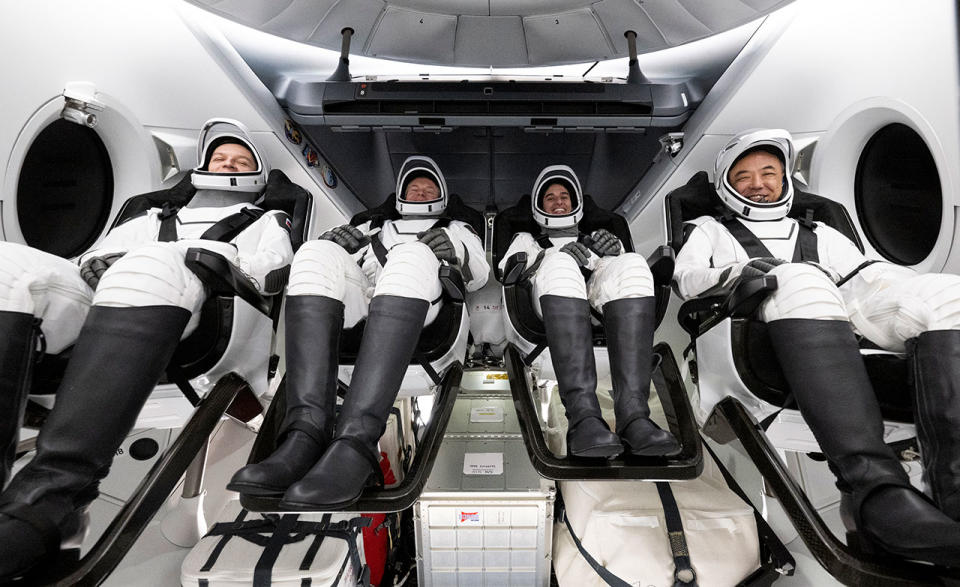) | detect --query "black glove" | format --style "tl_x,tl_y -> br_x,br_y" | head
79,252 -> 126,290
738,257 -> 786,281
559,241 -> 591,267
418,228 -> 459,264
320,224 -> 367,254
586,229 -> 622,257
